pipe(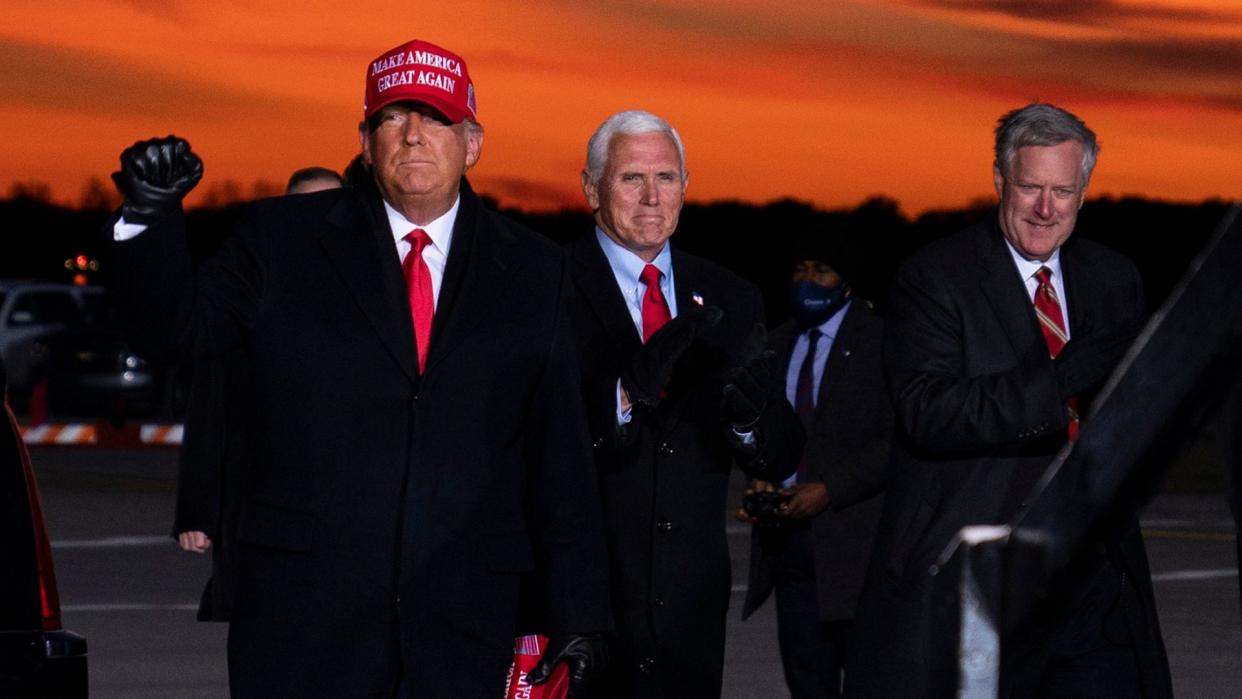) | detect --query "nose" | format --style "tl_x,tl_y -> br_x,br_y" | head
1034,190 -> 1053,218
640,178 -> 659,206
402,118 -> 425,146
